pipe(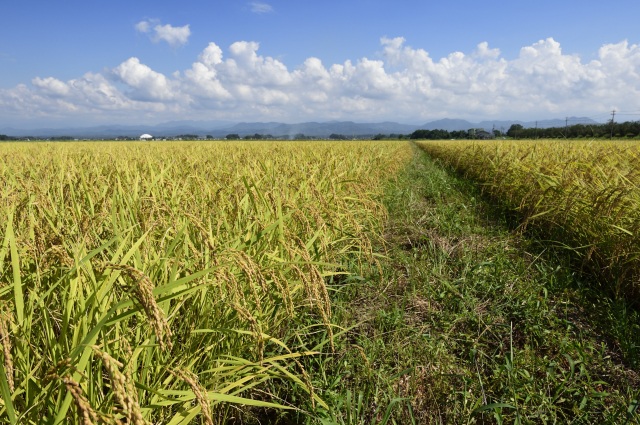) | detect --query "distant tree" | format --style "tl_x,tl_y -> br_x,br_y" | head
225,134 -> 240,140
176,134 -> 198,140
431,129 -> 449,139
329,133 -> 347,140
506,124 -> 524,138
409,129 -> 453,140
206,135 -> 213,139
243,133 -> 264,140
409,129 -> 431,139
